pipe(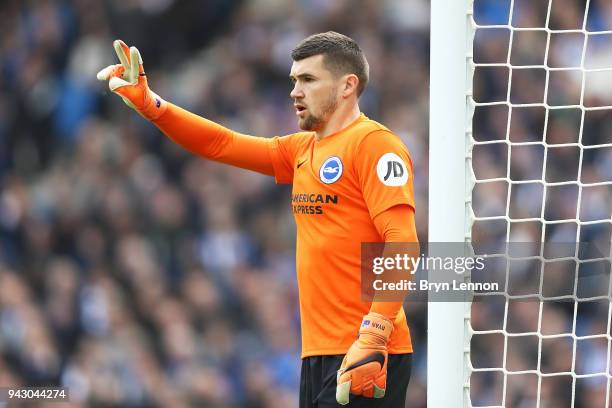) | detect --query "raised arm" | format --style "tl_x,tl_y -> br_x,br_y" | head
153,104 -> 275,175
97,39 -> 275,176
